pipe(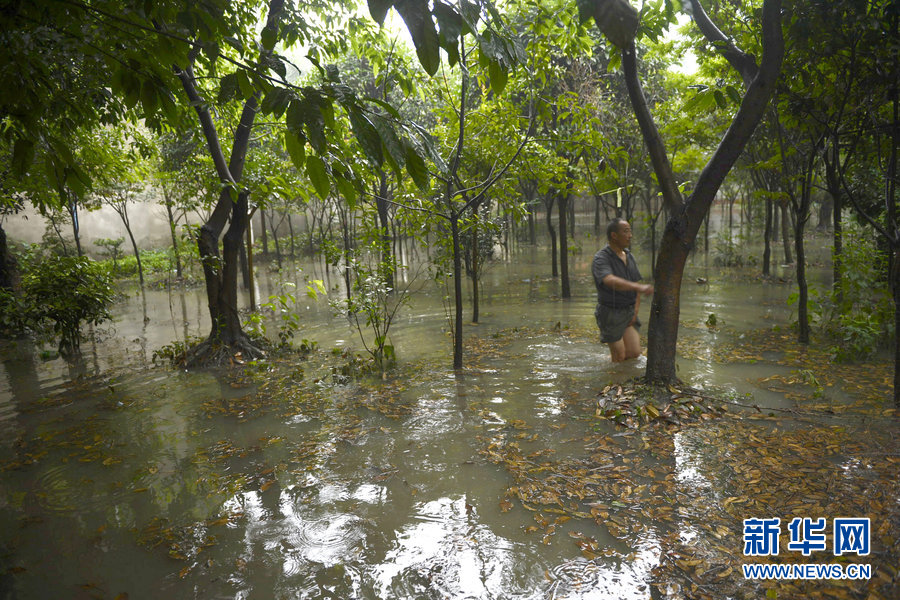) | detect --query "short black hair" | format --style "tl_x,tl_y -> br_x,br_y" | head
606,218 -> 628,240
